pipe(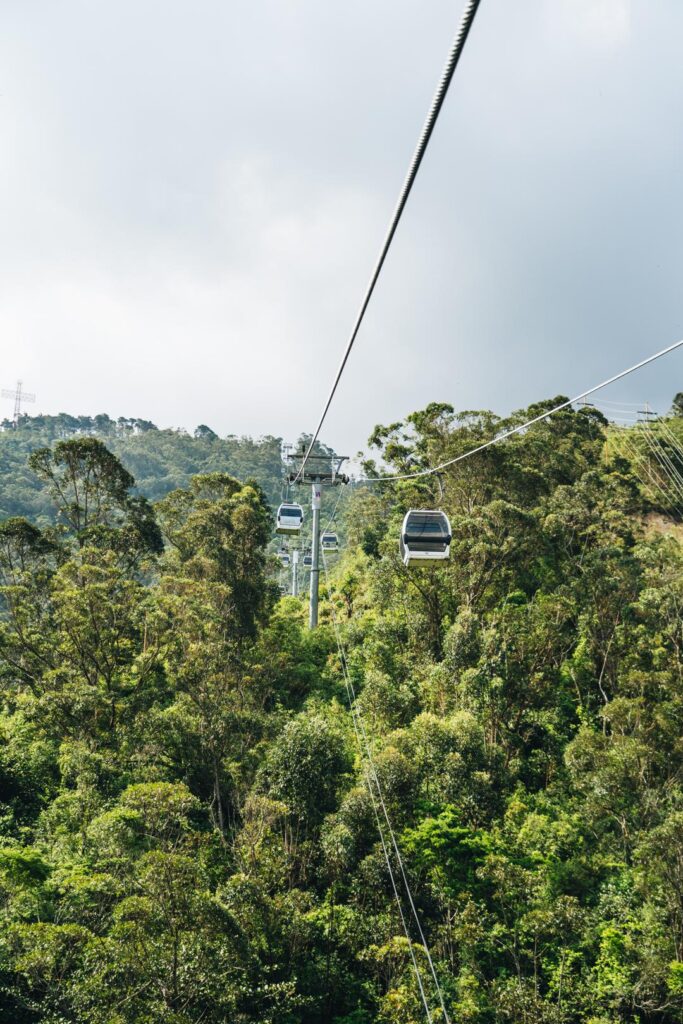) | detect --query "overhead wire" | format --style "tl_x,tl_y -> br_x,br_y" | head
655,417 -> 683,469
640,425 -> 683,505
634,432 -> 683,512
321,547 -> 452,1021
615,426 -> 683,518
321,485 -> 345,537
614,431 -> 673,512
596,399 -> 642,410
356,338 -> 683,484
320,548 -> 435,1020
594,405 -> 645,418
295,0 -> 484,483
620,413 -> 683,504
